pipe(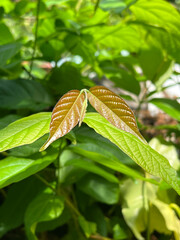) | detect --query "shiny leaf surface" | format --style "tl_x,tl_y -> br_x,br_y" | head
83,113 -> 180,195
87,86 -> 145,143
40,90 -> 85,151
